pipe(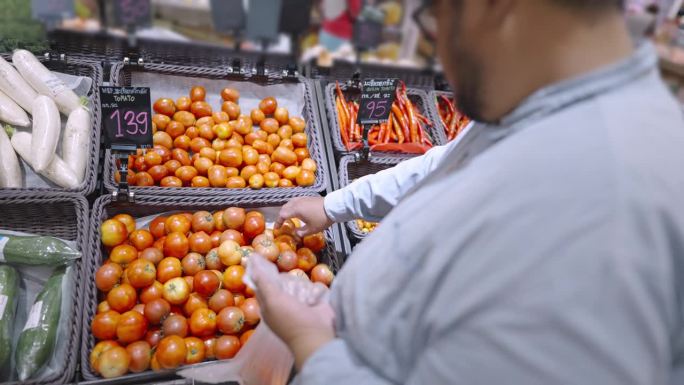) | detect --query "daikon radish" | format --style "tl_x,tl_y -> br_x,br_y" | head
0,56 -> 37,113
0,125 -> 22,188
12,50 -> 81,115
31,96 -> 61,173
11,131 -> 79,189
0,89 -> 29,127
62,106 -> 91,183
